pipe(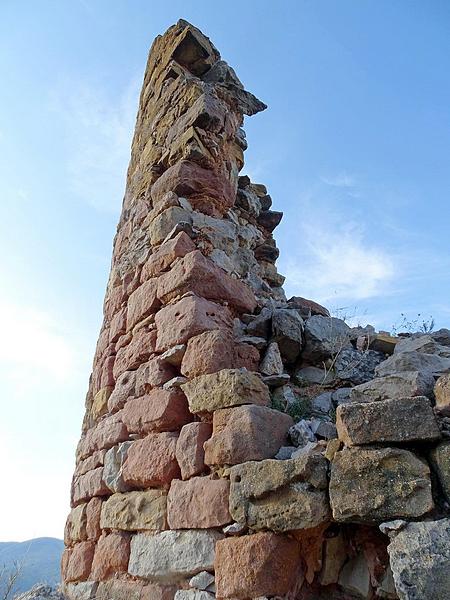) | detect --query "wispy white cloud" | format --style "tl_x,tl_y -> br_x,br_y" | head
0,300 -> 77,381
50,75 -> 140,213
283,213 -> 395,304
321,171 -> 356,188
280,179 -> 395,307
